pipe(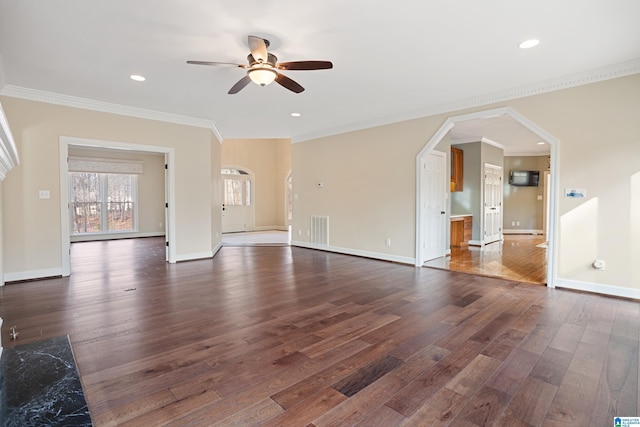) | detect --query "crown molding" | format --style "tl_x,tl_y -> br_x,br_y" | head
0,85 -> 215,130
292,59 -> 640,143
0,54 -> 5,91
504,150 -> 551,157
0,99 -> 19,181
1,59 -> 638,145
210,122 -> 224,143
